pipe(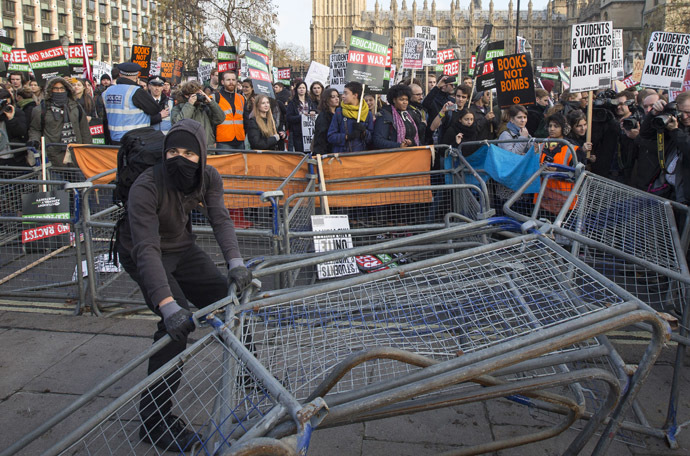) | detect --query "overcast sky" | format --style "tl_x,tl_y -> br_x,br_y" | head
275,0 -> 551,52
